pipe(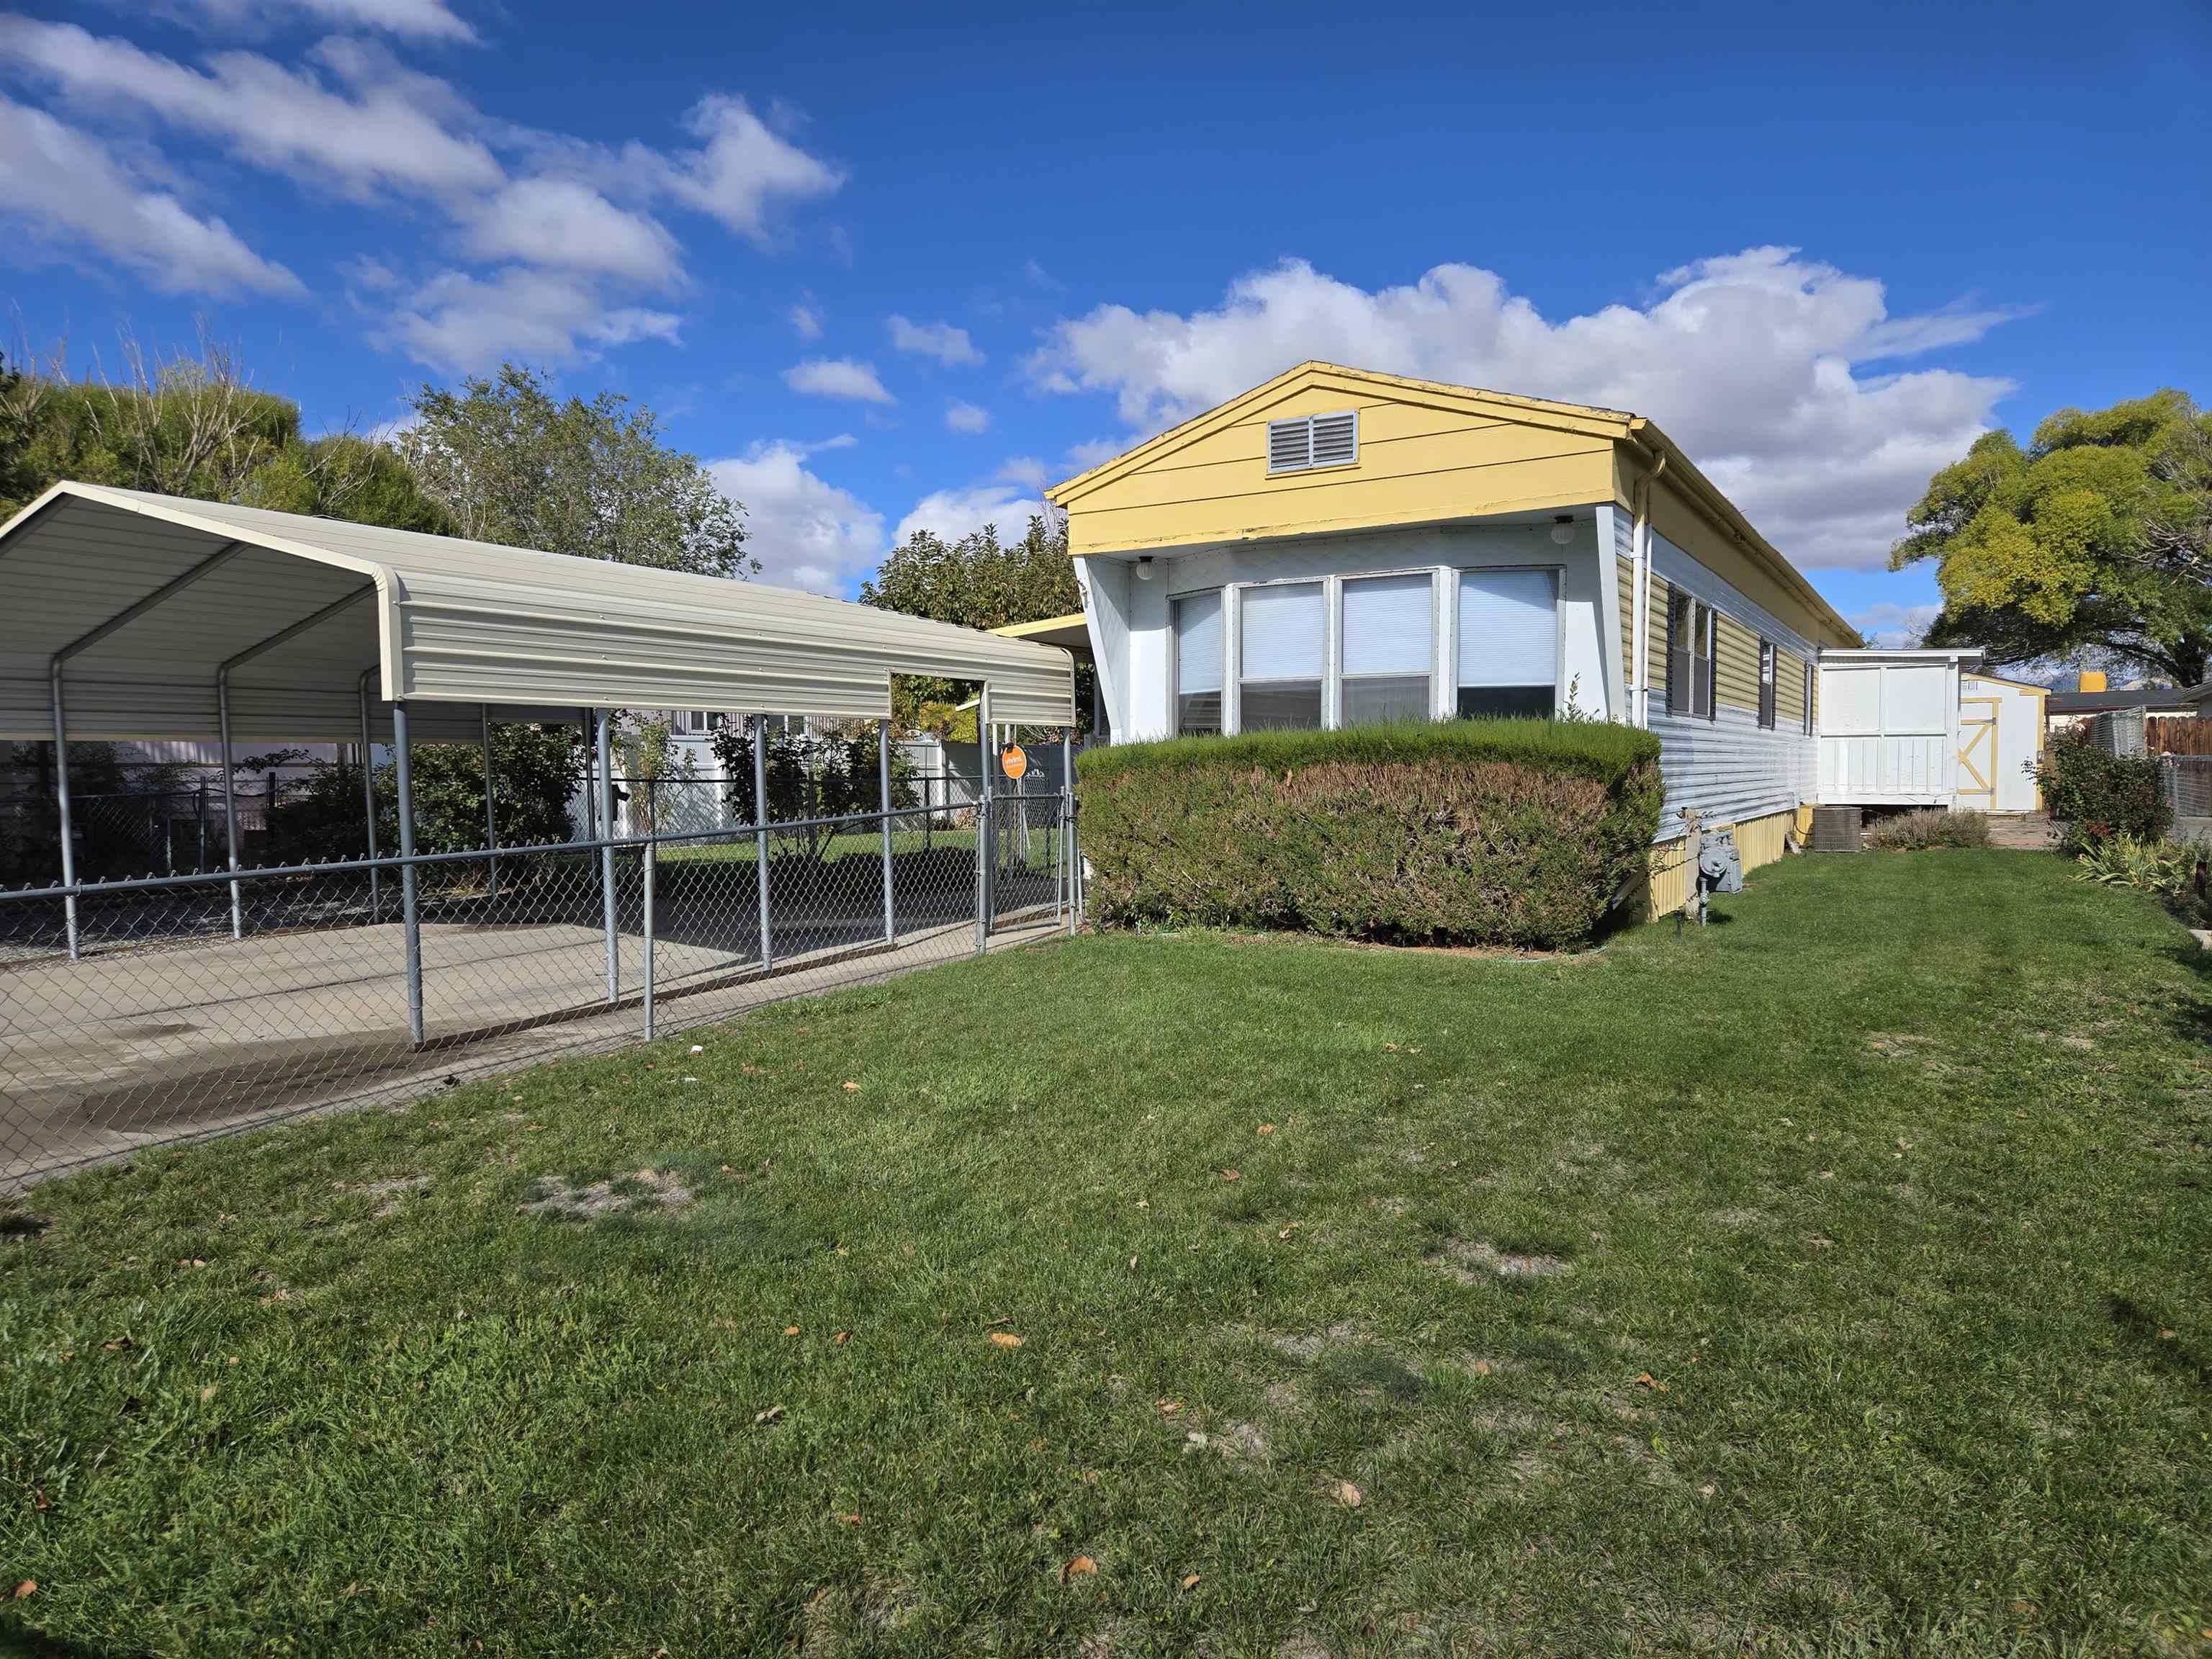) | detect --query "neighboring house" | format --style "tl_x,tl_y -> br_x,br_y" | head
1046,361 -> 1866,912
2047,677 -> 2202,735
